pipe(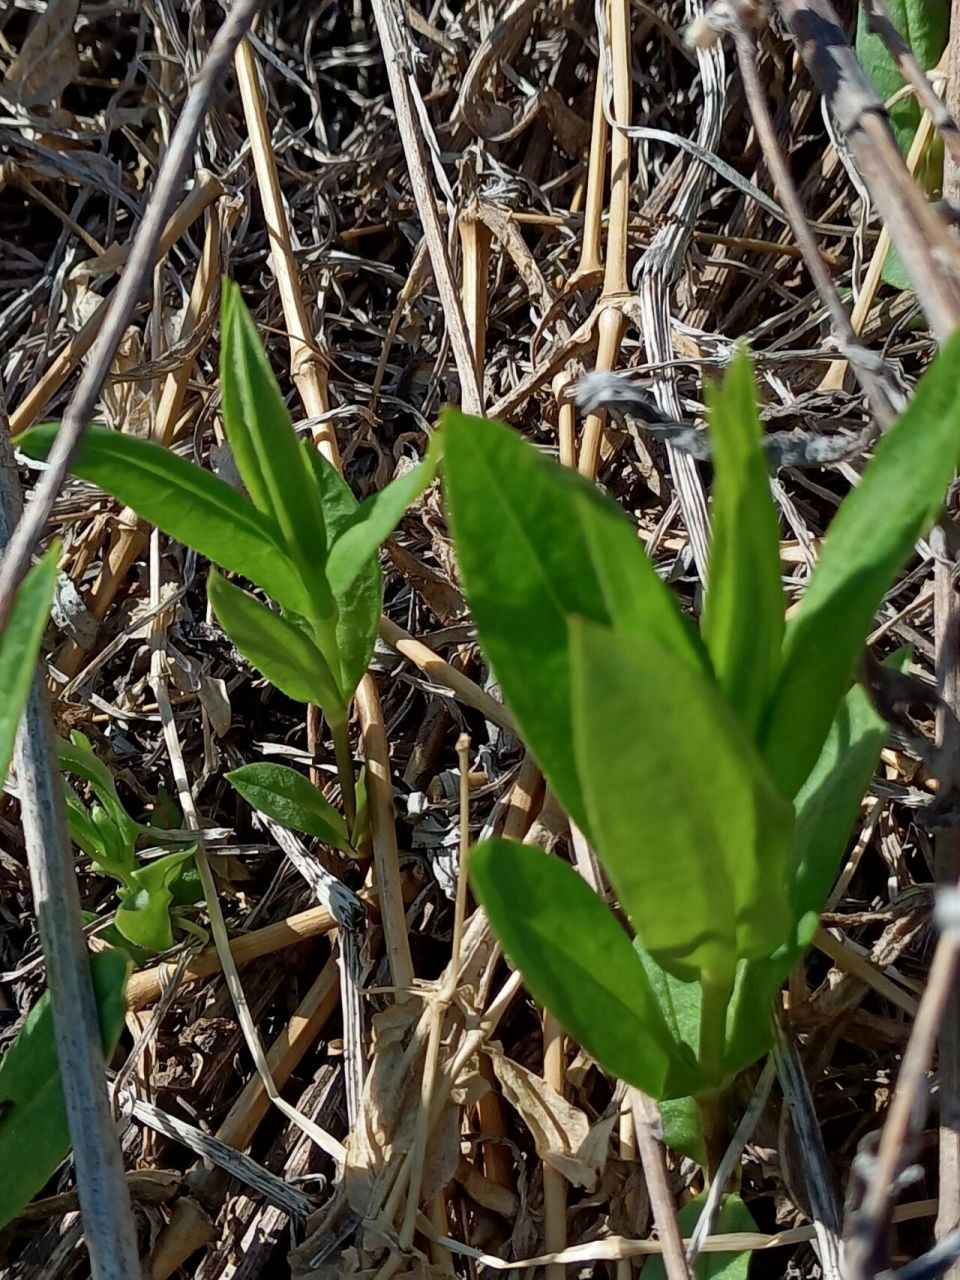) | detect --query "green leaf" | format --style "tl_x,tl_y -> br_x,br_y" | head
63,784 -> 106,864
57,731 -> 141,855
443,409 -> 707,834
325,432 -> 444,596
759,327 -> 960,797
350,765 -> 370,850
17,423 -> 310,616
659,1095 -> 708,1167
637,945 -> 702,1054
701,351 -> 784,734
303,448 -> 382,699
789,677 -> 890,949
725,669 -> 897,1075
470,839 -> 703,1099
636,948 -> 708,1165
166,858 -> 202,907
0,543 -> 58,785
219,282 -> 333,616
642,1193 -> 758,1280
856,0 -> 947,157
0,949 -> 129,1229
115,849 -> 195,951
571,618 -> 794,979
208,572 -> 346,725
227,762 -> 352,851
